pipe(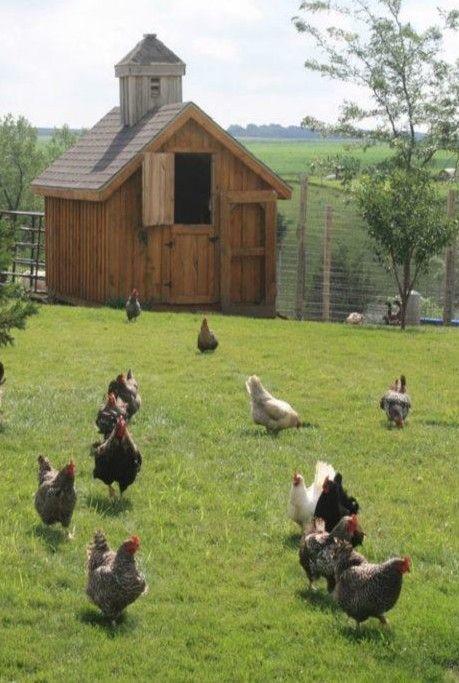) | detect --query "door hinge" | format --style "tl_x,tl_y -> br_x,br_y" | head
163,281 -> 172,288
208,235 -> 219,243
165,240 -> 175,248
